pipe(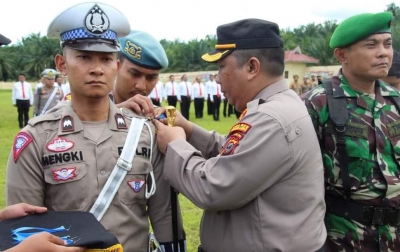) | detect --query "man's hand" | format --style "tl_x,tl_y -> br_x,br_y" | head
0,203 -> 47,221
116,94 -> 154,118
6,232 -> 85,252
153,120 -> 186,154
